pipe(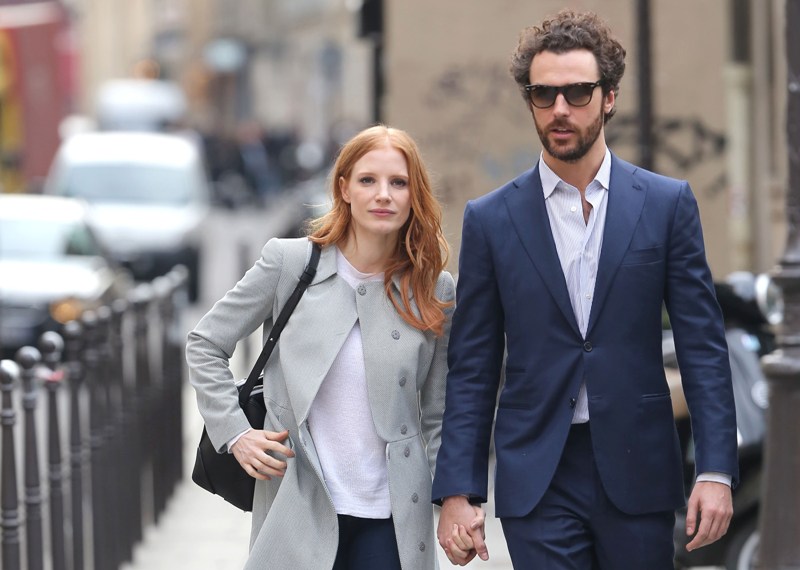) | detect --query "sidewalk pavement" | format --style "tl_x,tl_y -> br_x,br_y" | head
120,382 -> 515,570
